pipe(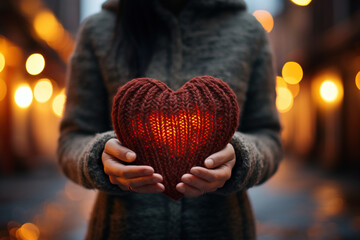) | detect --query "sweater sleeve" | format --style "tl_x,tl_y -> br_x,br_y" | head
215,30 -> 283,195
56,16 -> 125,195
